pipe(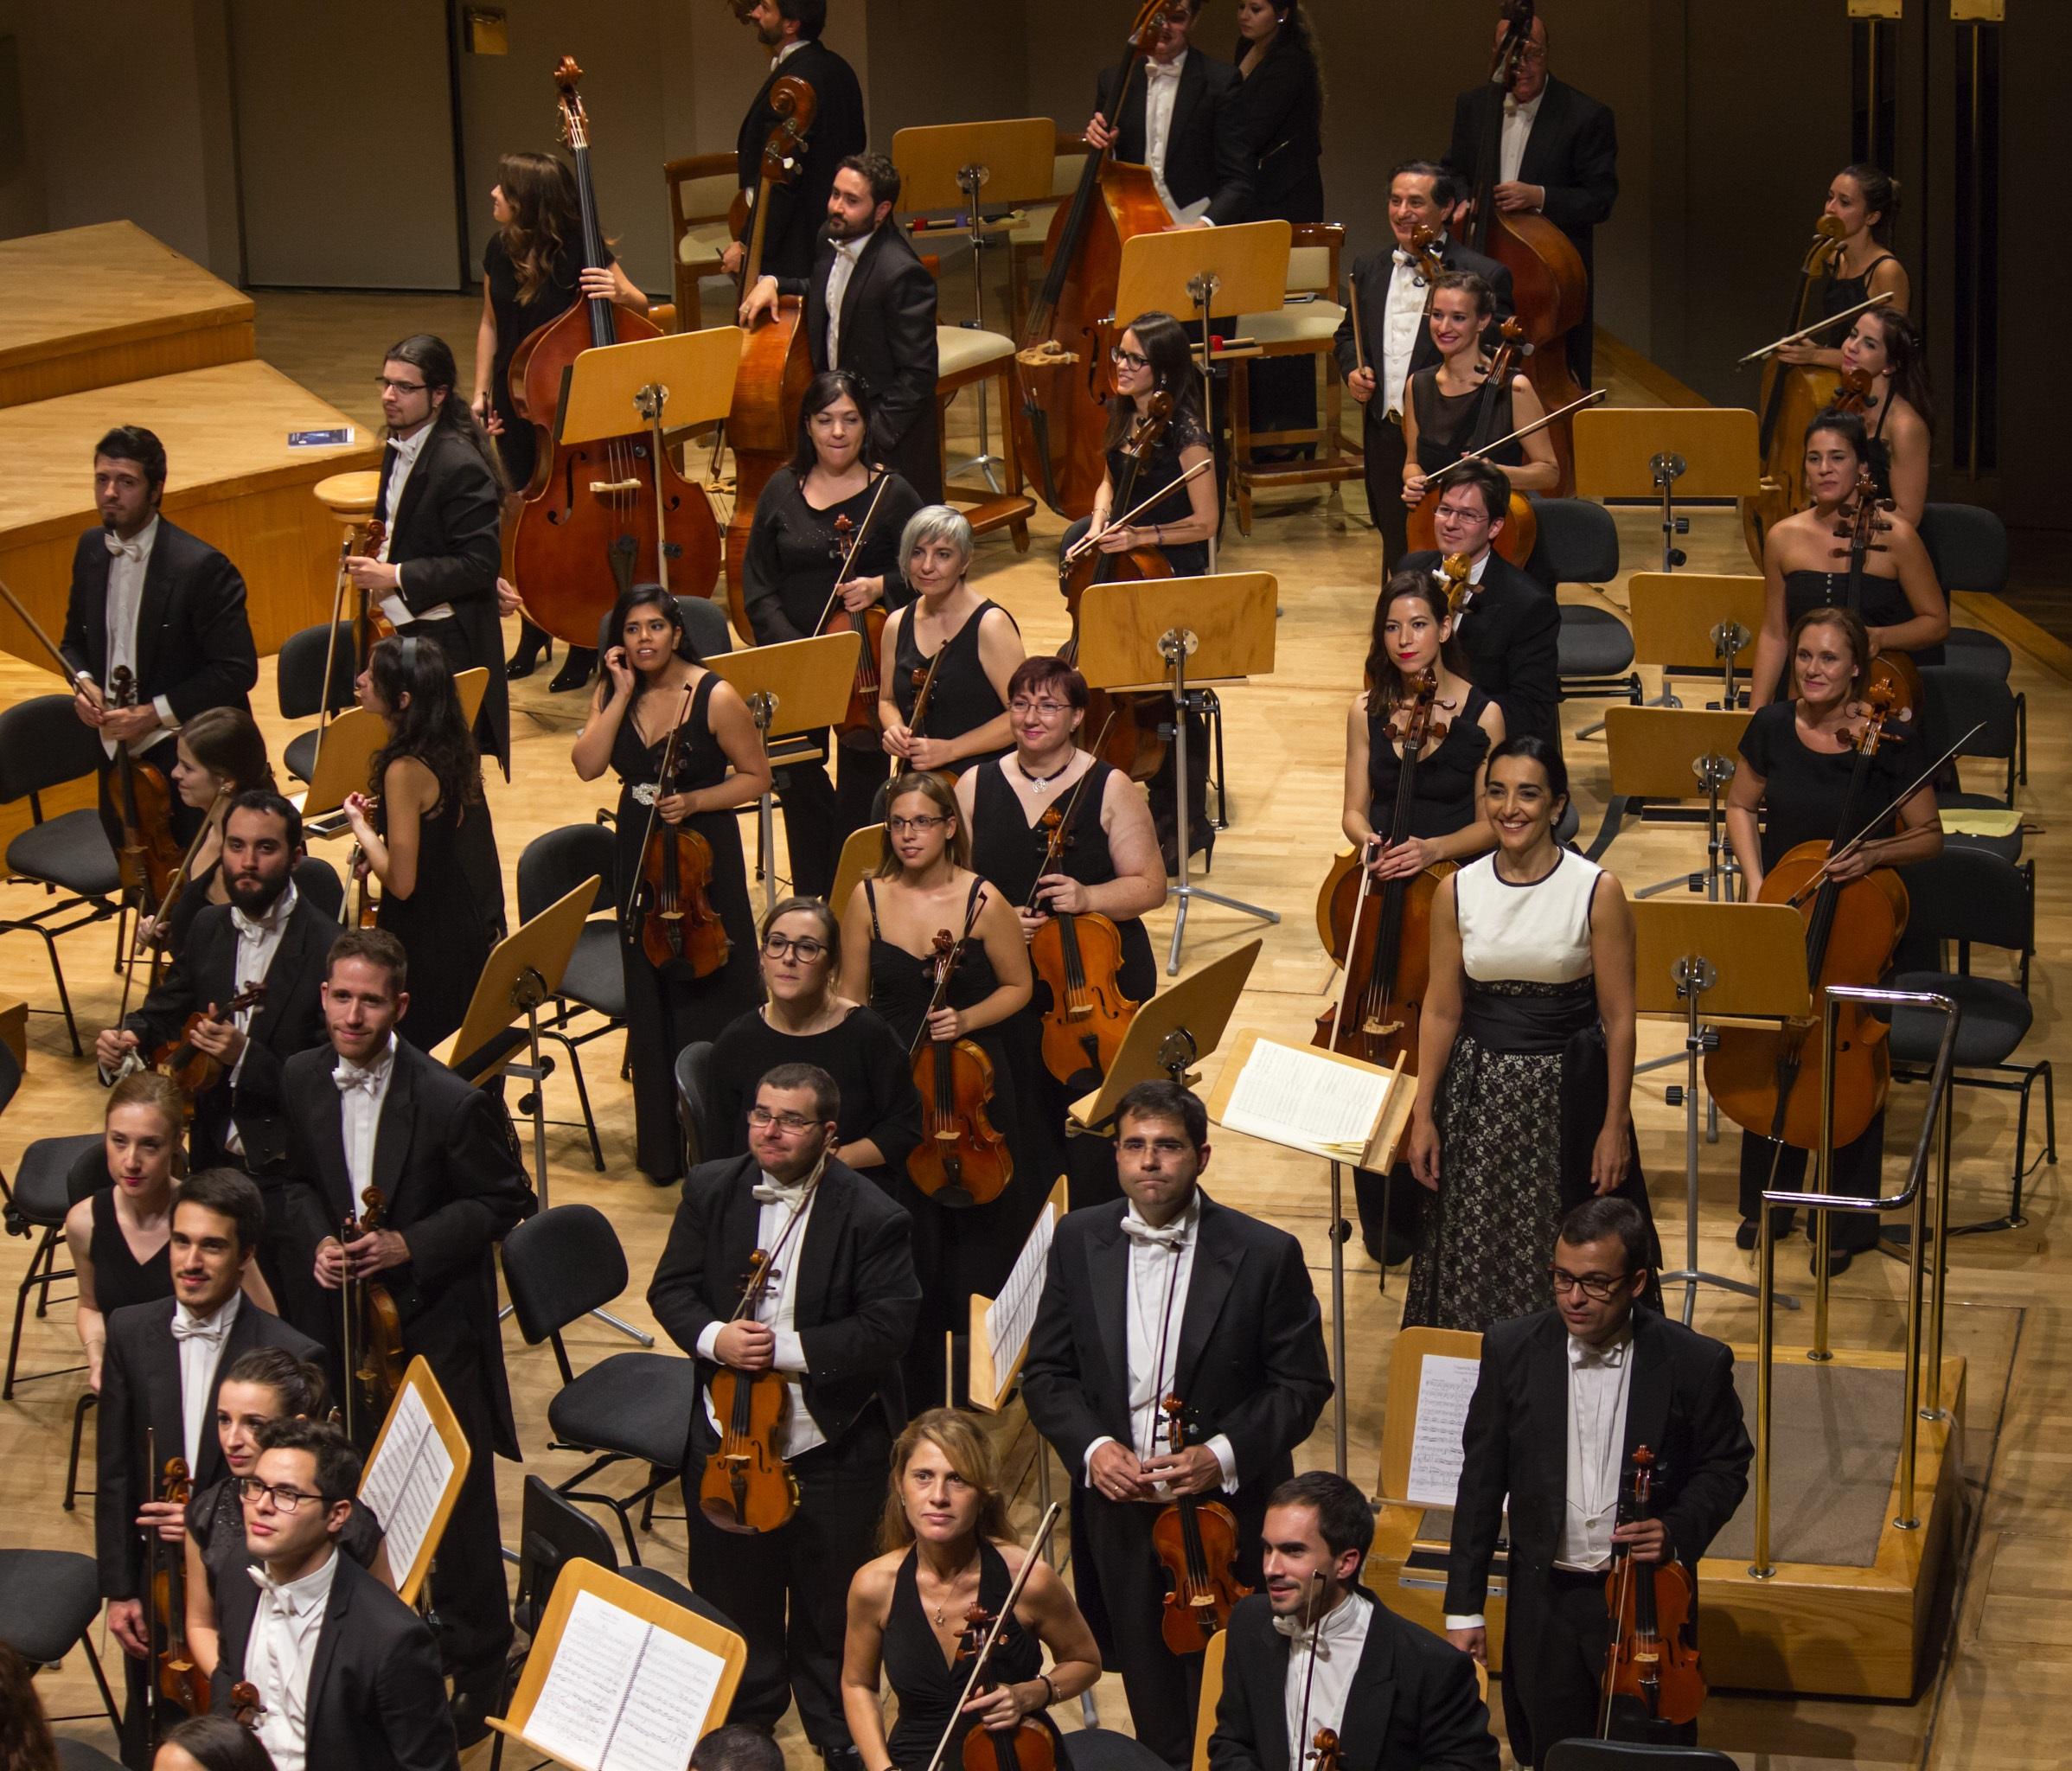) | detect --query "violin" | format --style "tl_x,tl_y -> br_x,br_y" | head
1831,463 -> 1922,716
345,516 -> 393,670
150,1448 -> 208,1722
908,921 -> 1014,1208
954,1602 -> 1058,1771
1026,768 -> 1141,1088
341,1184 -> 406,1444
1829,365 -> 1877,417
820,483 -> 894,739
509,58 -> 723,647
700,1219 -> 812,1533
1598,1446 -> 1705,1734
1743,213 -> 1850,561
628,682 -> 732,981
1316,669 -> 1454,1076
1012,0 -> 1175,517
150,981 -> 268,1107
1149,1397 -> 1250,1653
105,665 -> 184,915
228,1682 -> 265,1734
